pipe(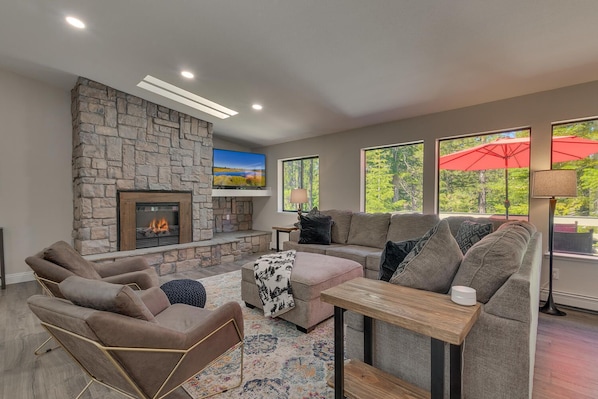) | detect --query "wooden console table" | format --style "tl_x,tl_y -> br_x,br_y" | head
321,277 -> 481,399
